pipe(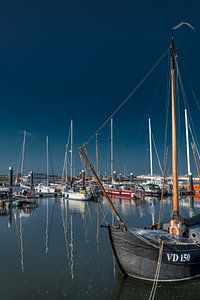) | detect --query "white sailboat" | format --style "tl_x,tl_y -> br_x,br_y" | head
35,136 -> 58,197
62,120 -> 92,201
